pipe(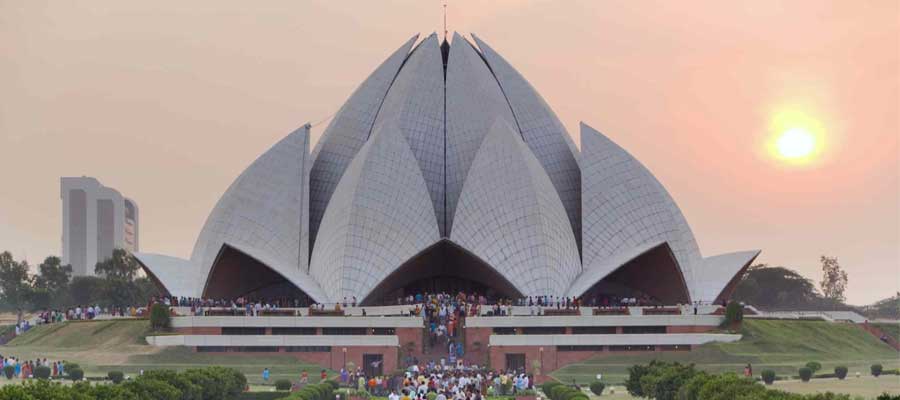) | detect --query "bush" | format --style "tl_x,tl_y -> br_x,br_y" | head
108,370 -> 125,384
695,373 -> 767,400
723,301 -> 743,327
2,365 -> 13,379
550,385 -> 570,400
239,393 -> 290,400
124,377 -> 182,400
872,364 -> 884,377
68,368 -> 85,382
589,381 -> 605,396
676,372 -> 711,400
834,366 -> 848,380
150,303 -> 172,331
275,379 -> 292,391
877,394 -> 900,400
805,361 -> 822,373
761,370 -> 776,385
33,365 -> 51,379
142,369 -> 203,400
239,393 -> 288,400
541,381 -> 563,396
636,361 -> 697,400
798,367 -> 812,382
